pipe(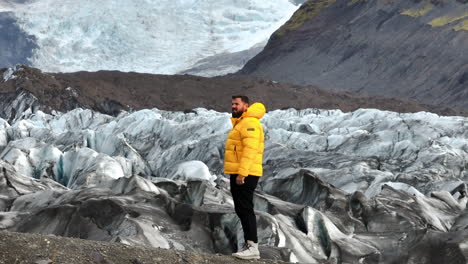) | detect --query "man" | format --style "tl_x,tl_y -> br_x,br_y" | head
224,95 -> 266,260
